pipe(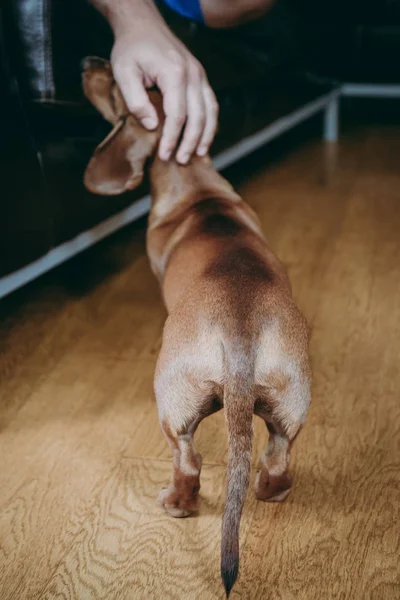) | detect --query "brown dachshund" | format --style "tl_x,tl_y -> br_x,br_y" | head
82,57 -> 311,597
